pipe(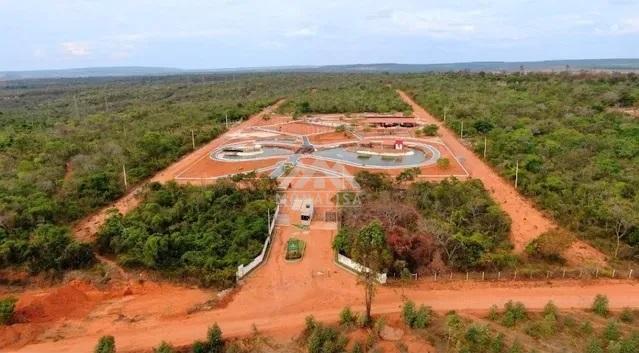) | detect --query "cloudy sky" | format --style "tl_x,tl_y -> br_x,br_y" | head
1,0 -> 639,71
